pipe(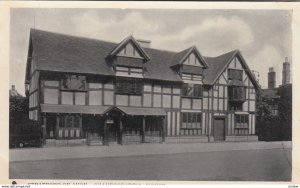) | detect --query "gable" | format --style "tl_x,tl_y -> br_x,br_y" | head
224,54 -> 259,90
109,35 -> 150,61
117,41 -> 142,58
228,56 -> 243,69
183,52 -> 203,67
